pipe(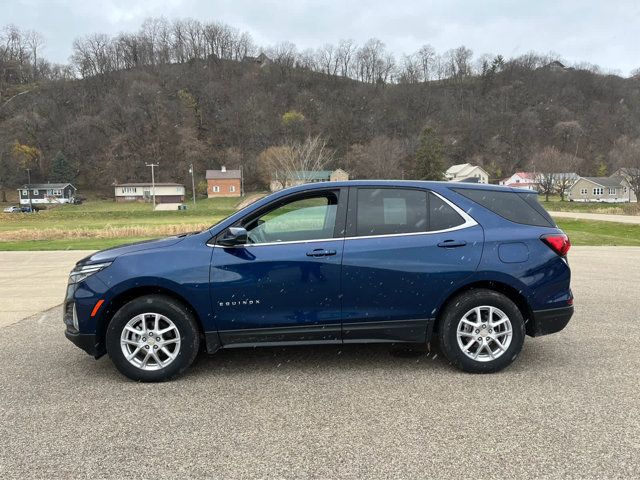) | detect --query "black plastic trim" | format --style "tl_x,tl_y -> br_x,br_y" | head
65,330 -> 103,358
219,324 -> 342,346
343,318 -> 433,343
529,306 -> 574,337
